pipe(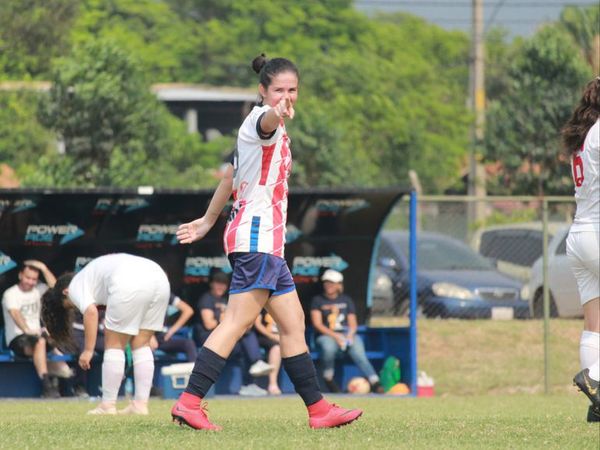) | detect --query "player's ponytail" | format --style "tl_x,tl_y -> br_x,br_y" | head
42,273 -> 76,351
